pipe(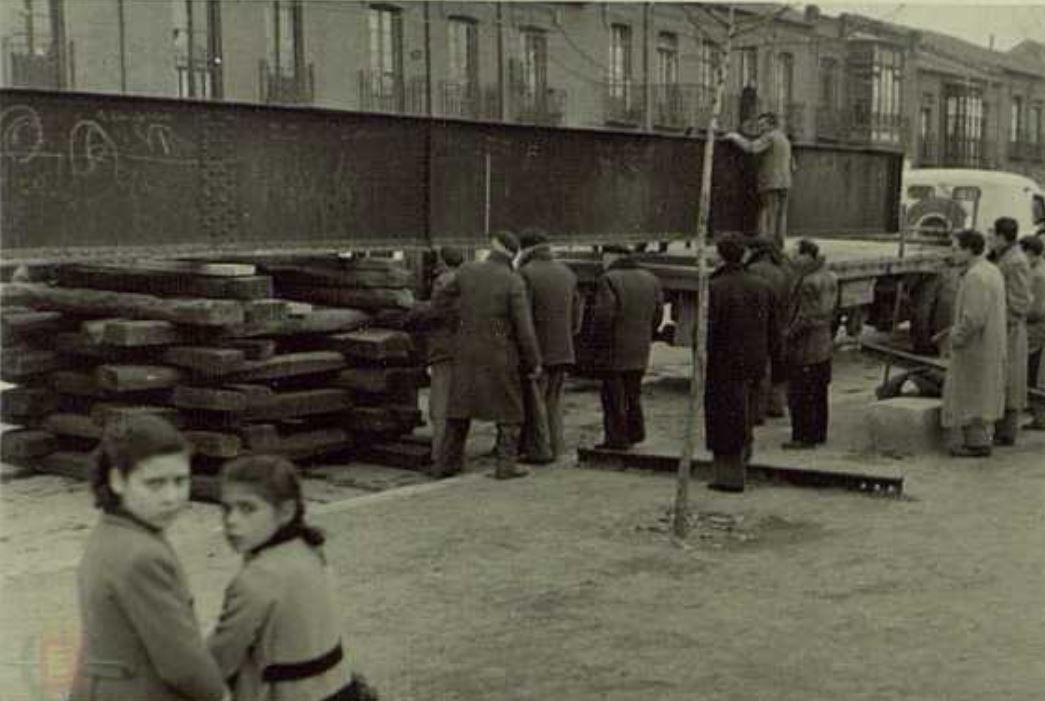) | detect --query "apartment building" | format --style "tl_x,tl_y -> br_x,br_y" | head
2,1 -> 1042,183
